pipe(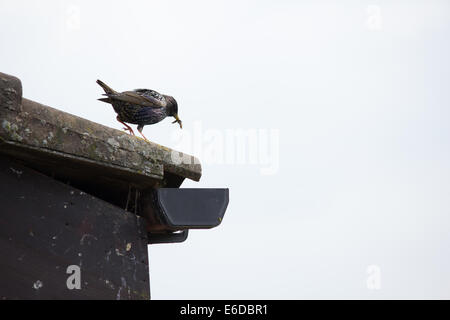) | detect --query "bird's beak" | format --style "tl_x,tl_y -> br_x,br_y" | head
172,114 -> 182,129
